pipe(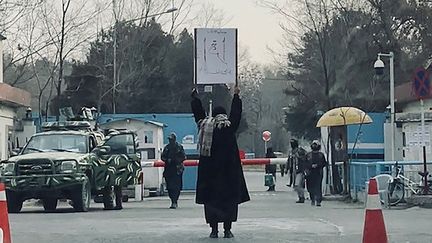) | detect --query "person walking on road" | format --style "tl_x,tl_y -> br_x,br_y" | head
191,86 -> 250,239
289,139 -> 308,203
265,147 -> 277,191
286,147 -> 294,187
306,140 -> 327,207
161,132 -> 186,209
